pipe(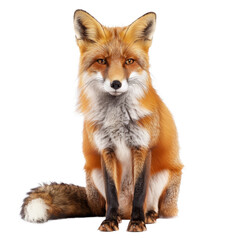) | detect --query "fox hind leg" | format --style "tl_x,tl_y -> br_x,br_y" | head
159,171 -> 182,218
146,170 -> 169,224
